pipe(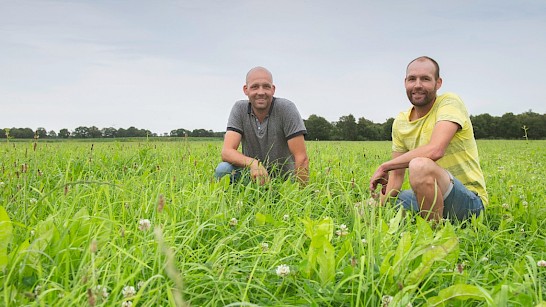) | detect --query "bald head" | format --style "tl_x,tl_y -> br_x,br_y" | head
246,66 -> 273,84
